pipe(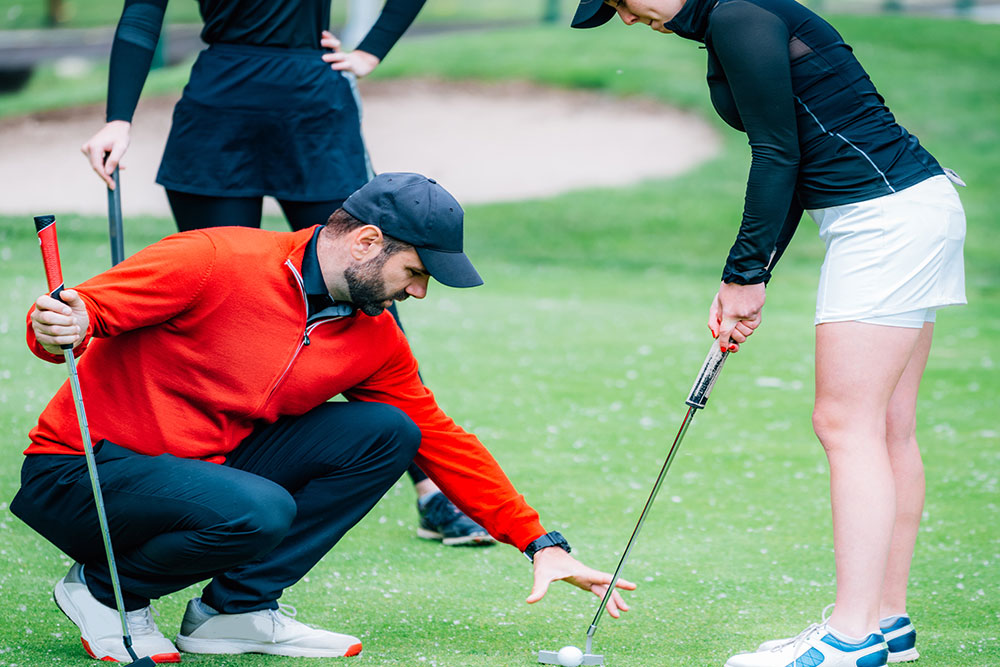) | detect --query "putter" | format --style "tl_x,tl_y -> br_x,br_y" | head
538,341 -> 729,666
34,215 -> 155,667
107,165 -> 125,266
